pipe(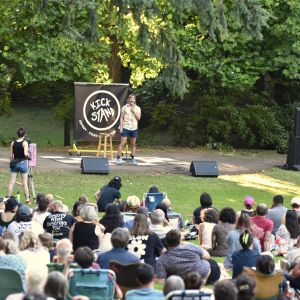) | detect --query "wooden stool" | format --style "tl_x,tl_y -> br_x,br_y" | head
97,132 -> 114,160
